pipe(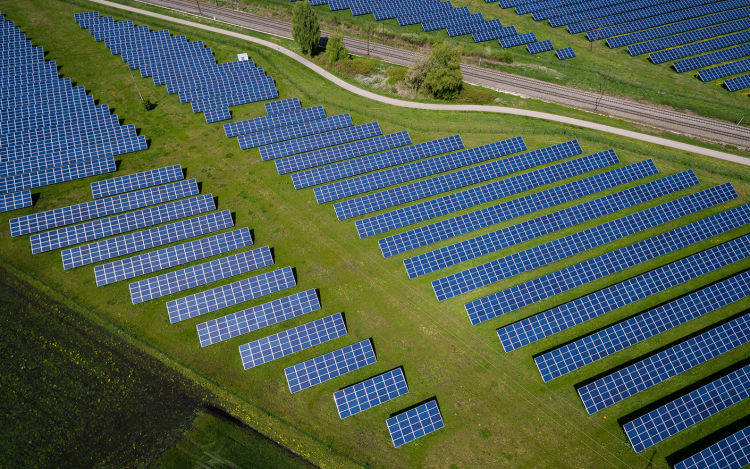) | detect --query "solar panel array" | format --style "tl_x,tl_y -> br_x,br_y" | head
386,400 -> 445,447
90,165 -> 183,199
623,365 -> 750,452
239,313 -> 347,369
260,122 -> 382,161
650,32 -> 750,64
285,339 -> 377,393
527,39 -> 554,54
628,18 -> 750,56
501,32 -> 537,47
237,114 -> 354,150
698,58 -> 750,82
76,12 -> 278,122
0,190 -> 31,214
223,105 -> 326,138
555,47 -> 576,60
265,97 -> 301,116
725,74 -> 750,92
673,44 -> 750,73
334,368 -> 409,419
674,426 -> 750,469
